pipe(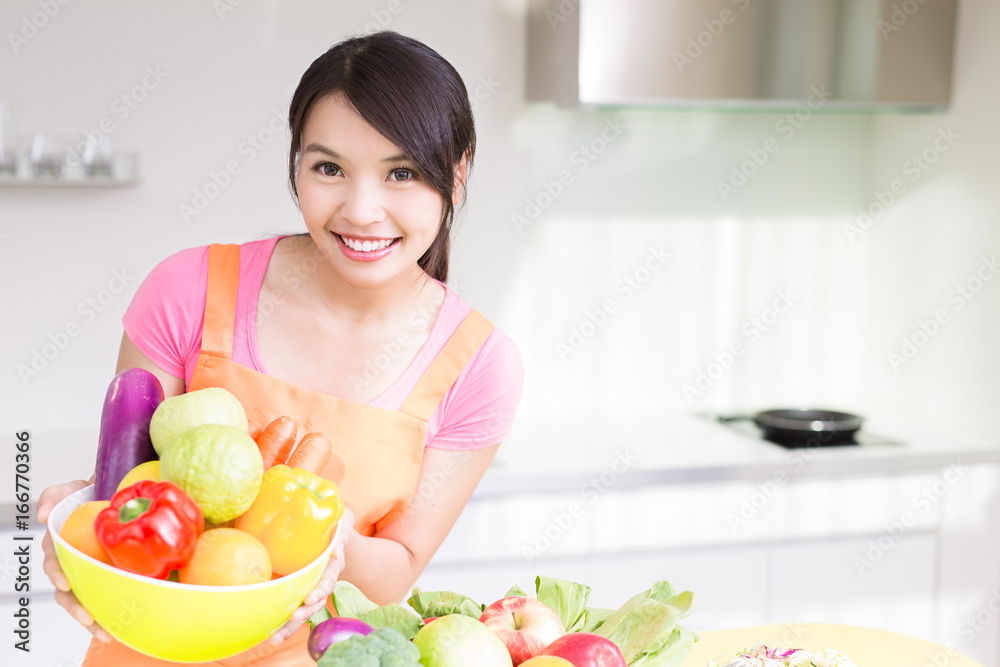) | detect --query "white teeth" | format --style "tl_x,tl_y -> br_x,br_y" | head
342,236 -> 395,252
